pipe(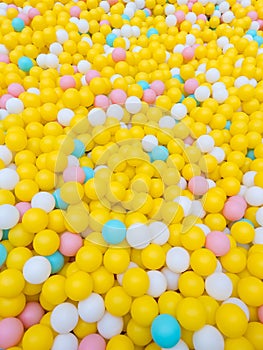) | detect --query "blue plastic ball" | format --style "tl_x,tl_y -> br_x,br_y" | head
72,139 -> 85,158
106,33 -> 117,47
137,80 -> 150,90
246,149 -> 255,160
146,28 -> 159,38
12,17 -> 25,32
102,219 -> 126,245
173,74 -> 184,83
151,145 -> 169,161
45,251 -> 64,274
53,189 -> 68,210
0,243 -> 7,266
224,120 -> 231,130
151,314 -> 181,349
82,166 -> 95,182
18,56 -> 33,72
